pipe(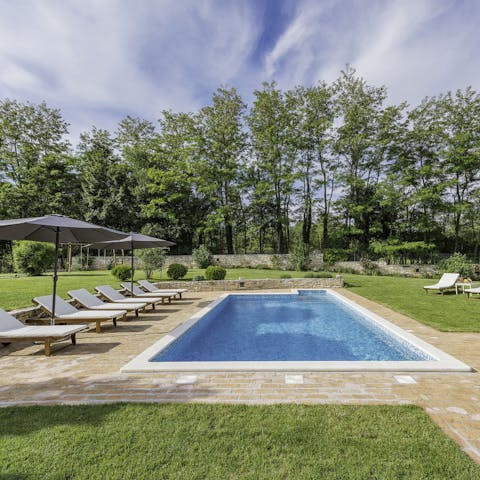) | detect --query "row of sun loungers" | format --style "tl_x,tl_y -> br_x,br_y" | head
1,281 -> 187,356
